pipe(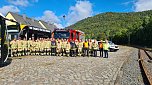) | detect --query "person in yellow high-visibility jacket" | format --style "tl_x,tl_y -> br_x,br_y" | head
75,39 -> 79,55
31,39 -> 36,55
46,38 -> 51,55
65,40 -> 71,57
39,38 -> 42,55
40,38 -> 45,55
78,40 -> 83,56
88,39 -> 93,56
44,38 -> 48,55
17,38 -> 23,56
35,39 -> 40,55
22,38 -> 27,55
27,38 -> 32,55
10,38 -> 17,57
83,39 -> 89,56
56,40 -> 62,56
103,40 -> 110,58
92,40 -> 98,57
62,39 -> 67,56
